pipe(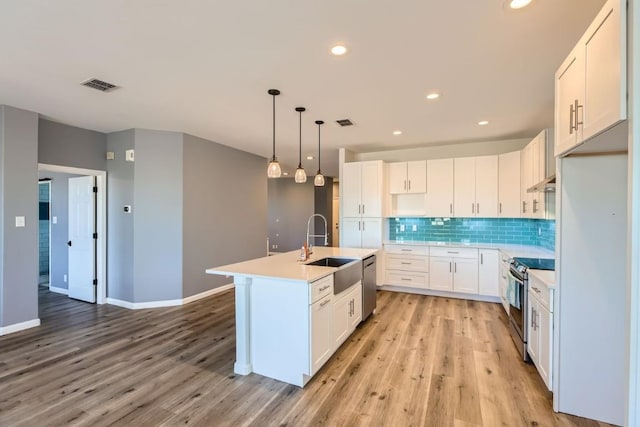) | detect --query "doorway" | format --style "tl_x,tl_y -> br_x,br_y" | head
37,164 -> 107,304
38,180 -> 51,286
